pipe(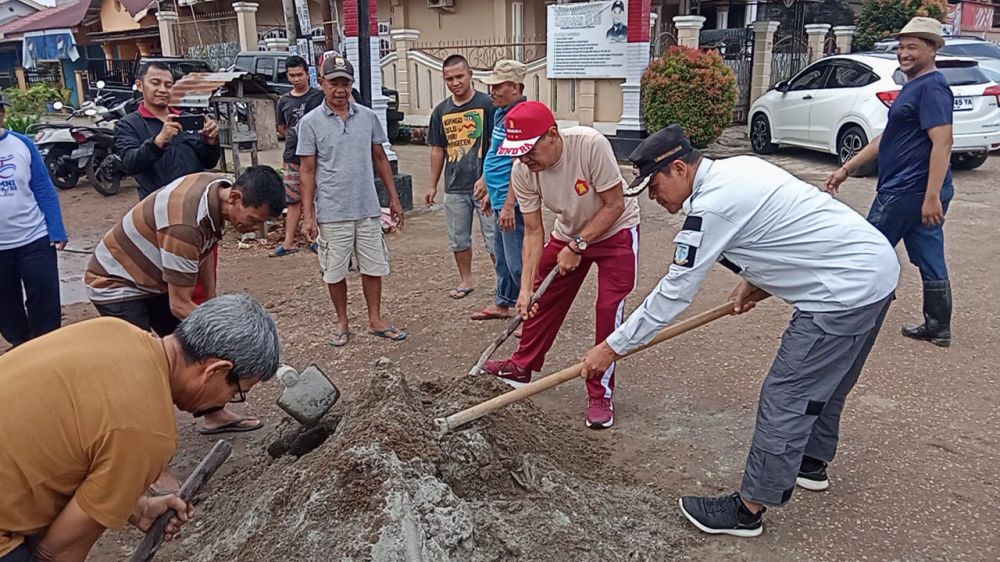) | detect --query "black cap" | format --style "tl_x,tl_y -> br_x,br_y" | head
612,0 -> 625,10
624,124 -> 694,197
321,53 -> 354,81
